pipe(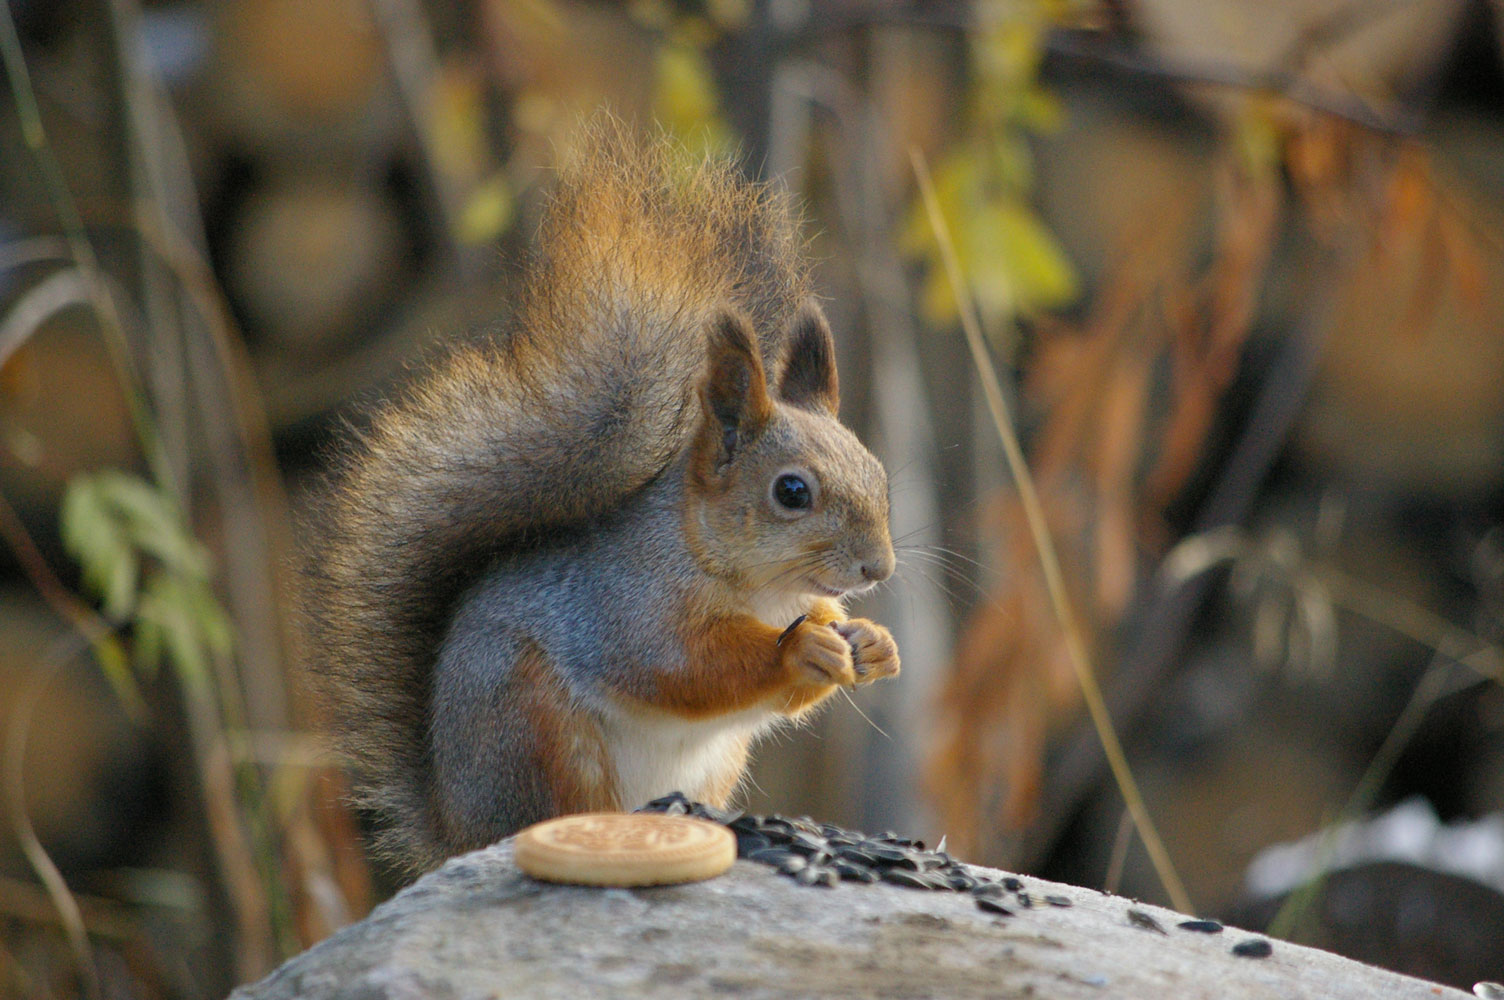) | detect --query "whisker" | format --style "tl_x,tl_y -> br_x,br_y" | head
895,548 -> 990,595
895,558 -> 977,613
838,685 -> 892,741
